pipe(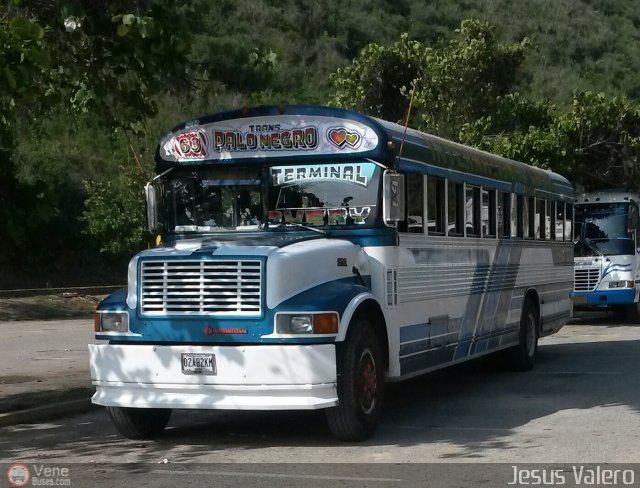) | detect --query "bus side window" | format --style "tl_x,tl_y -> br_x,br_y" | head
511,194 -> 519,238
566,203 -> 574,241
427,176 -> 445,235
526,197 -> 535,239
399,172 -> 424,233
545,200 -> 552,240
482,188 -> 497,238
516,195 -> 526,238
536,198 -> 546,239
550,201 -> 557,240
466,184 -> 481,237
498,191 -> 509,238
448,181 -> 464,236
555,202 -> 565,241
